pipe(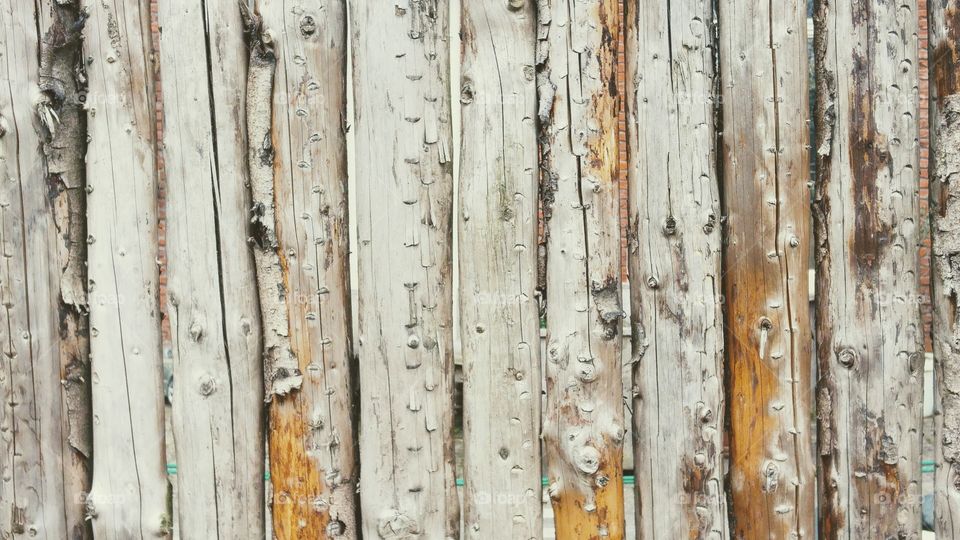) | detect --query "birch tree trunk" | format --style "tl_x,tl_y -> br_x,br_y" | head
158,1 -> 264,537
813,1 -> 923,537
625,1 -> 727,537
255,0 -> 358,537
349,1 -> 459,538
927,1 -> 960,536
0,1 -> 91,537
83,0 -> 168,537
717,1 -> 815,538
537,0 -> 625,537
458,2 -> 541,538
